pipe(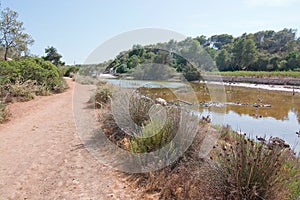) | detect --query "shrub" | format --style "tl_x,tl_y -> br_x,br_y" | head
0,100 -> 10,123
19,57 -> 62,91
62,65 -> 80,77
129,105 -> 181,153
214,134 -> 299,199
7,79 -> 36,102
94,84 -> 113,108
0,57 -> 67,102
126,124 -> 224,199
52,78 -> 68,93
0,57 -> 65,91
128,95 -> 153,127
